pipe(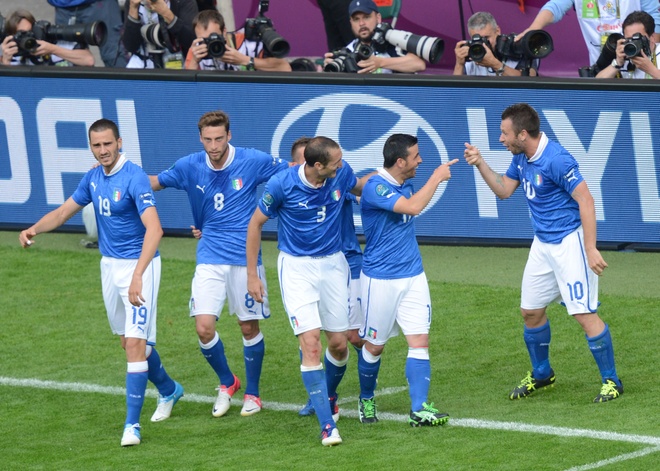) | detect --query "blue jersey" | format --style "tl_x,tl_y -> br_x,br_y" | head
72,155 -> 157,259
360,170 -> 423,279
341,193 -> 363,279
505,137 -> 583,244
259,162 -> 357,257
157,145 -> 288,265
